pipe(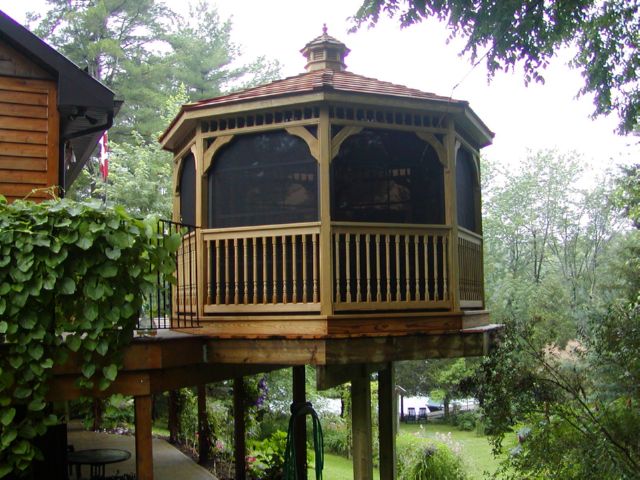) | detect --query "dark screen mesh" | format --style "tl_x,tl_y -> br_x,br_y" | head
179,153 -> 196,226
208,131 -> 318,228
331,129 -> 445,224
456,148 -> 479,232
